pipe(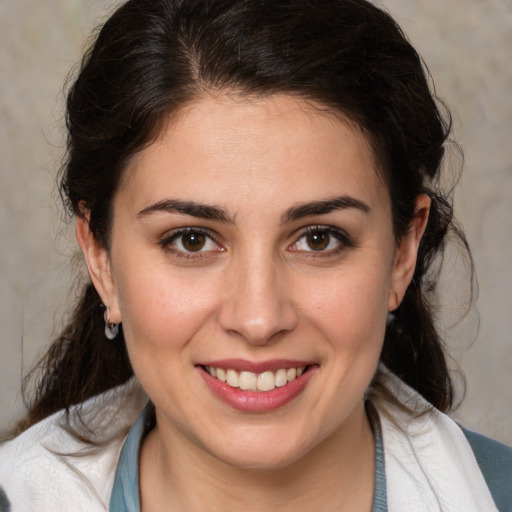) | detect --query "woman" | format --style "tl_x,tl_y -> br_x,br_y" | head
0,0 -> 510,511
